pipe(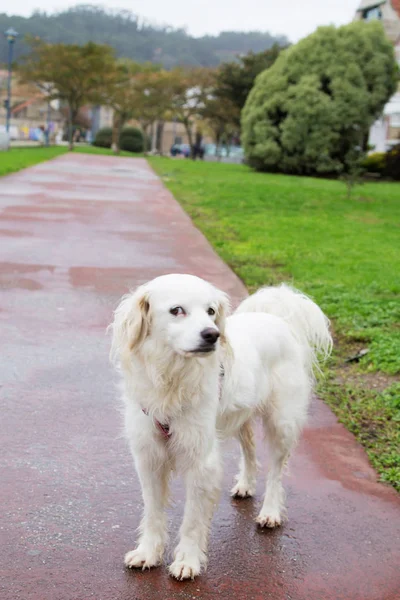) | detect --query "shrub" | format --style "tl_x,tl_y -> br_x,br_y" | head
362,152 -> 386,175
242,21 -> 398,176
119,127 -> 144,153
385,144 -> 400,180
93,127 -> 112,148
